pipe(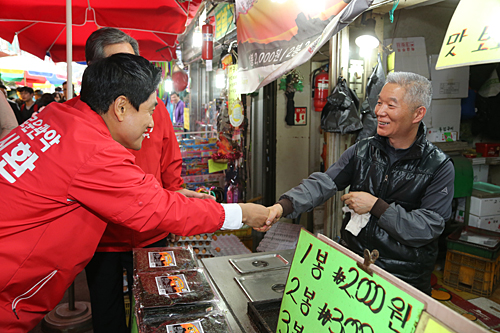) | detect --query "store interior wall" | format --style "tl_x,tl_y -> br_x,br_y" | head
382,2 -> 457,55
275,60 -> 313,227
